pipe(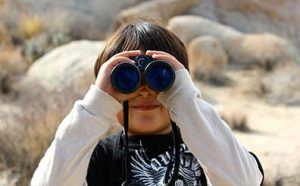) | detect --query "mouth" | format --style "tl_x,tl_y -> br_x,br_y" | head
131,104 -> 160,111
